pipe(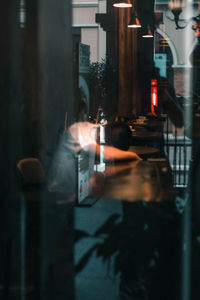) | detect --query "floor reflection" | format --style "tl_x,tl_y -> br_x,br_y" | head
75,196 -> 181,300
